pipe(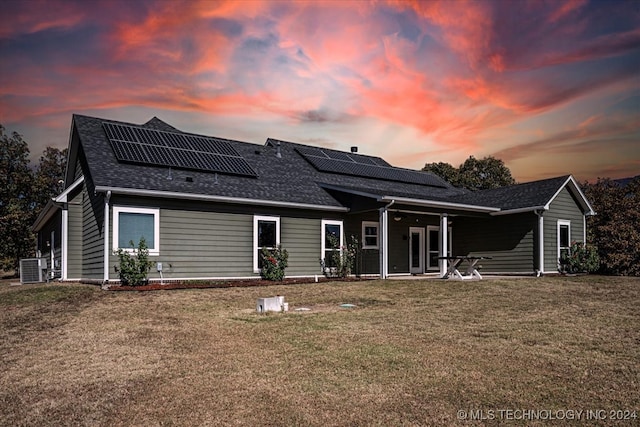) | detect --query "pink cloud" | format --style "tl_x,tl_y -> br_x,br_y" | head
0,0 -> 86,38
108,2 -> 240,75
547,0 -> 588,24
493,113 -> 640,162
393,0 -> 495,71
1,0 -> 638,182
